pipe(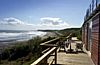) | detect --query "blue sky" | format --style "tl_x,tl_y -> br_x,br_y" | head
0,0 -> 91,30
